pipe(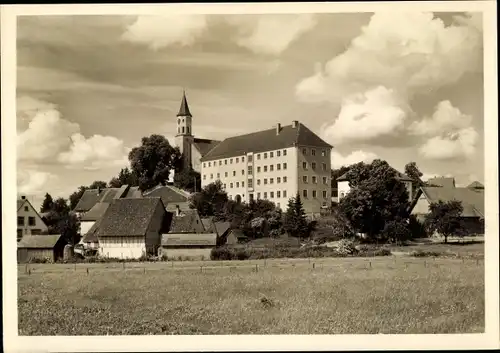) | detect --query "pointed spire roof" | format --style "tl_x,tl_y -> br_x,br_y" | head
177,90 -> 192,117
